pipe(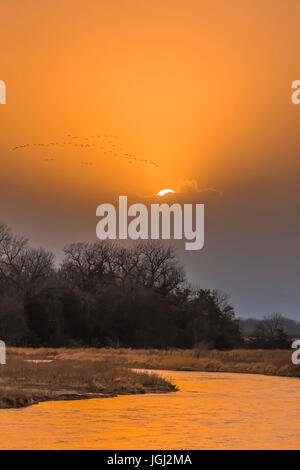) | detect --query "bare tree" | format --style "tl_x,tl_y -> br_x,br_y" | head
135,241 -> 185,294
22,247 -> 54,285
0,223 -> 53,290
61,241 -> 117,290
252,313 -> 290,348
61,240 -> 184,294
112,245 -> 142,288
